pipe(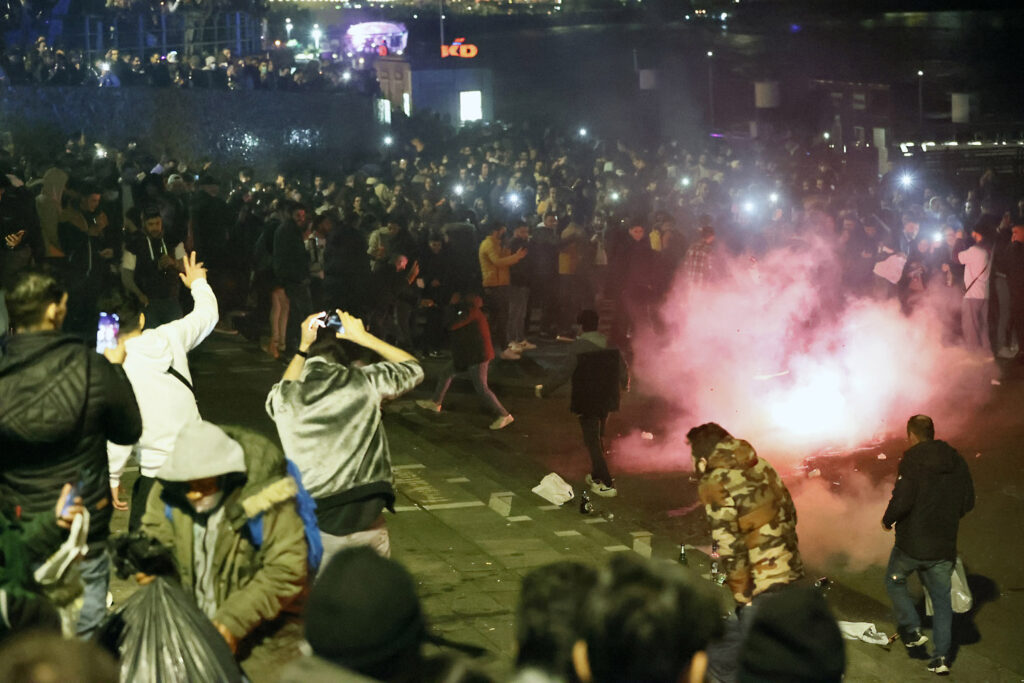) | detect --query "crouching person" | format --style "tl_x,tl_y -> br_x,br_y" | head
138,420 -> 308,655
